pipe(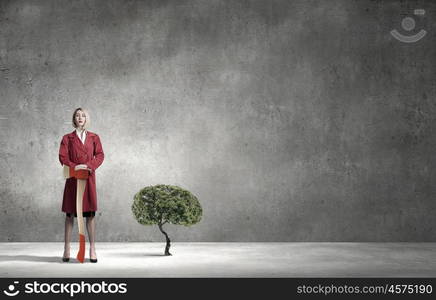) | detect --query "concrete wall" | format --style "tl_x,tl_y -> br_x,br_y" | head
1,0 -> 435,242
